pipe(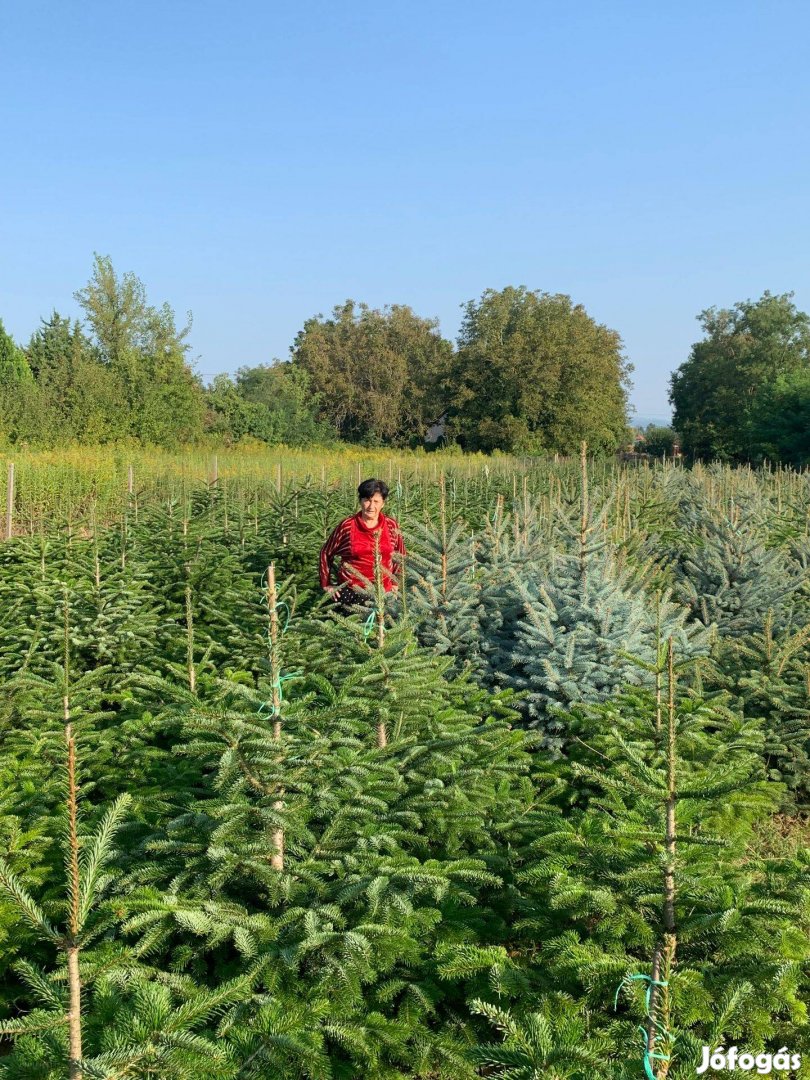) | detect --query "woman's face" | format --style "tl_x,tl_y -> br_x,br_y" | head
360,492 -> 385,518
